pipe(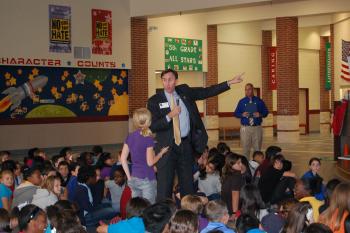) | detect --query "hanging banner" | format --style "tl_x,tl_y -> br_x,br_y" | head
164,37 -> 203,71
341,40 -> 350,82
92,9 -> 112,55
49,5 -> 71,53
269,47 -> 277,90
325,42 -> 331,90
